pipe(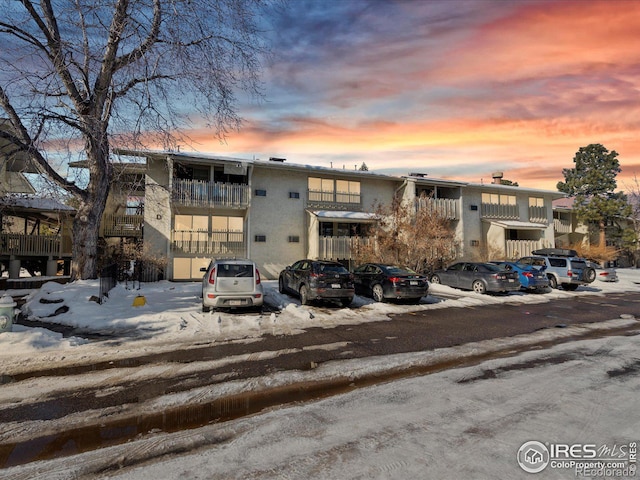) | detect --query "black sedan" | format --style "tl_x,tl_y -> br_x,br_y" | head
353,263 -> 429,303
430,262 -> 520,294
